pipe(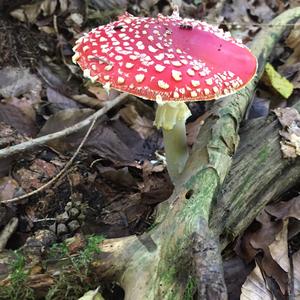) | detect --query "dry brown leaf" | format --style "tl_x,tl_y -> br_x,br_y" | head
14,159 -> 58,192
274,107 -> 300,158
46,87 -> 82,112
0,177 -> 20,201
119,104 -> 155,139
38,108 -> 94,151
0,67 -> 42,102
286,21 -> 300,65
88,85 -> 119,103
10,0 -> 58,23
0,102 -> 38,137
72,94 -> 103,109
97,167 -> 138,187
240,220 -> 289,299
265,197 -> 300,220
